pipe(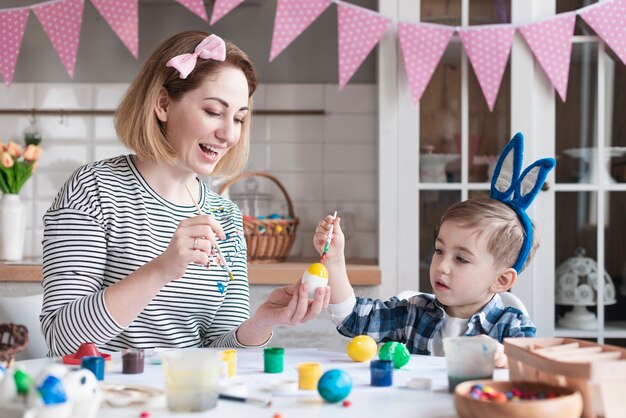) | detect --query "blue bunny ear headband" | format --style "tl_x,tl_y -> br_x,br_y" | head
490,132 -> 556,273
